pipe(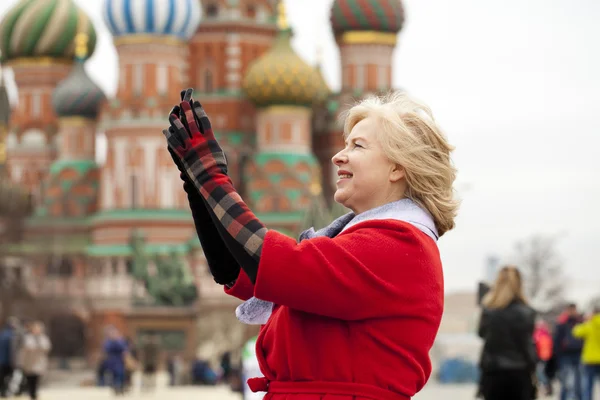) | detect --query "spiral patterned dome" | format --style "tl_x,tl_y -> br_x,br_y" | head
53,63 -> 106,119
243,30 -> 330,107
103,0 -> 201,40
0,0 -> 96,63
52,33 -> 105,119
330,0 -> 405,35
